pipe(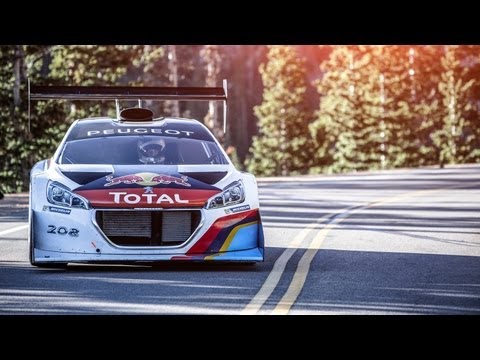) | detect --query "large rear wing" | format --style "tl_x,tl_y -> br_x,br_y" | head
28,79 -> 228,132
